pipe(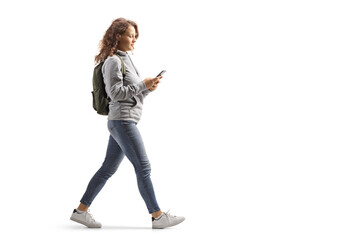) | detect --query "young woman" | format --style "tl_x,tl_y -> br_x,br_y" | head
70,18 -> 185,229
